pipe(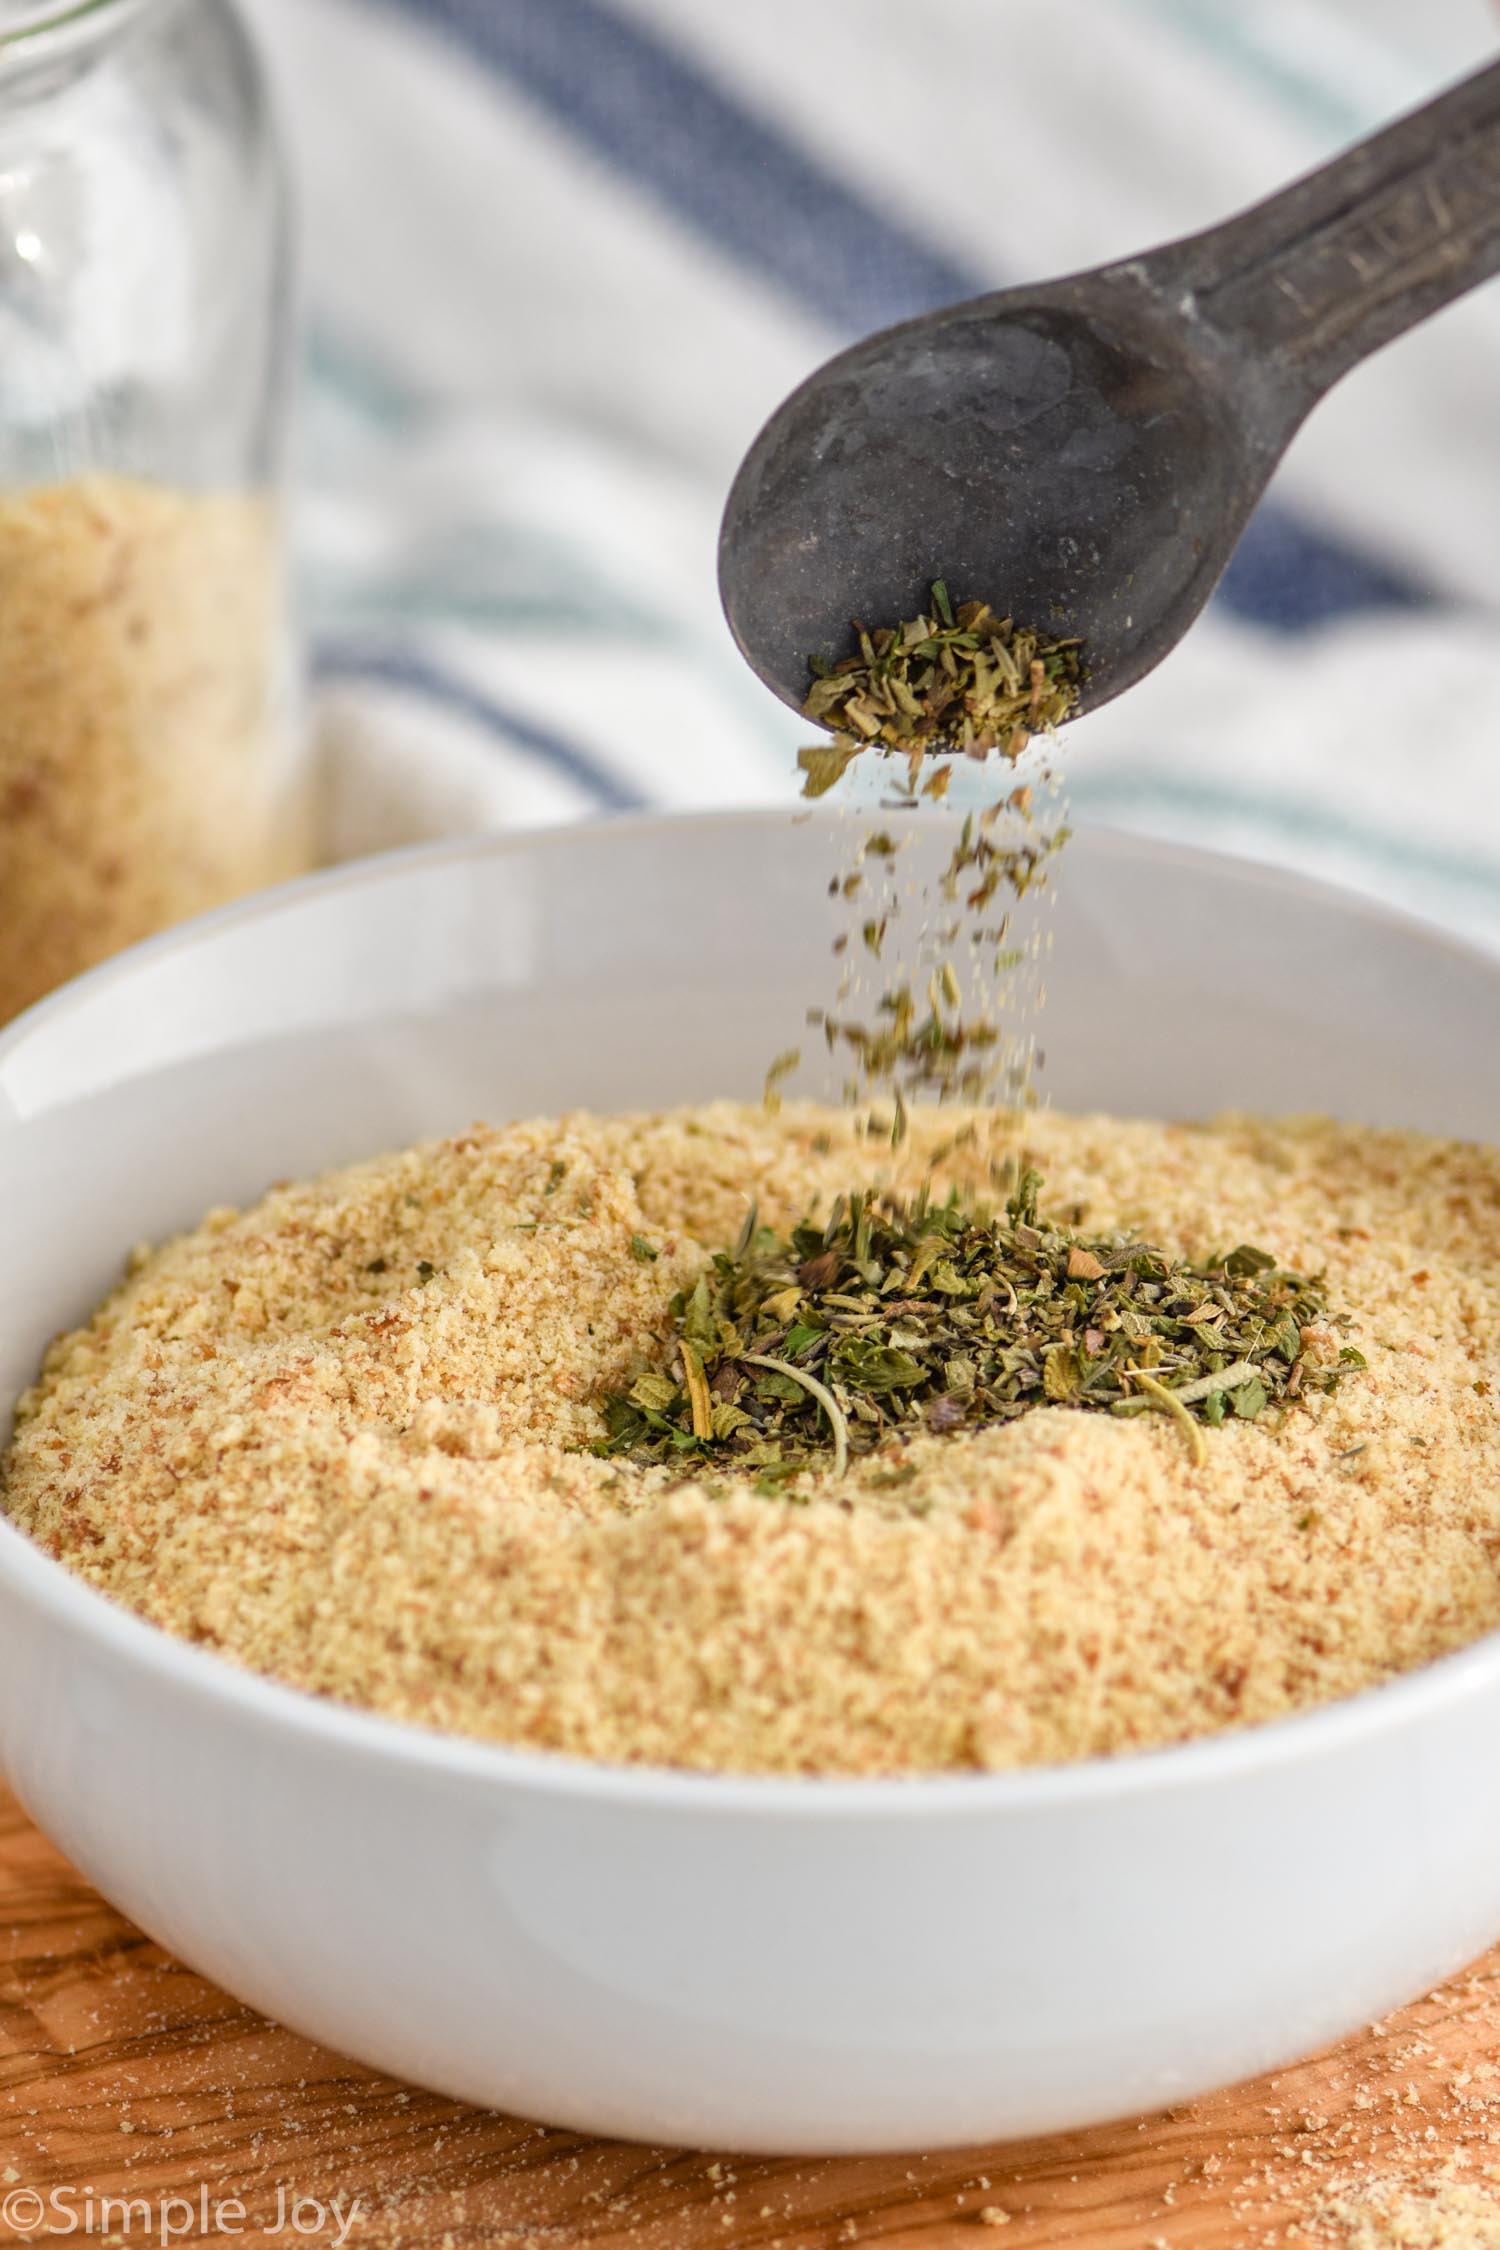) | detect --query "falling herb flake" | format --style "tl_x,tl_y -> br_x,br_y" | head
763,1047 -> 802,1114
797,740 -> 863,800
592,1168 -> 1363,1477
